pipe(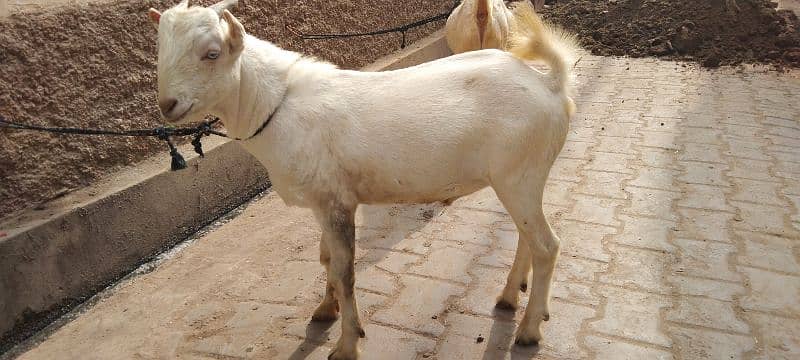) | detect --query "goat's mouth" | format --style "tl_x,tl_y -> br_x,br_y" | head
167,103 -> 194,124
